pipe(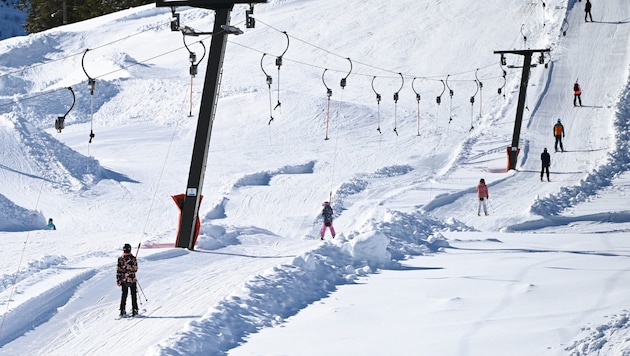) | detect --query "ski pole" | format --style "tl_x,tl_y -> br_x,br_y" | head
137,280 -> 148,302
